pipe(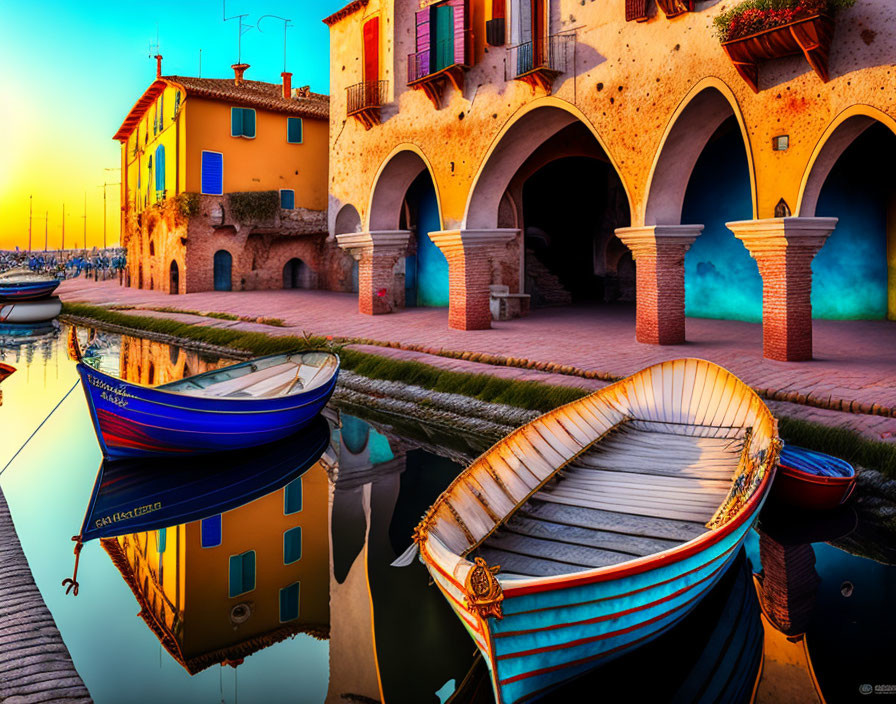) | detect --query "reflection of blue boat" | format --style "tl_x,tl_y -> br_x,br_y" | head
0,271 -> 60,301
0,321 -> 57,338
64,415 -> 331,594
74,343 -> 339,459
